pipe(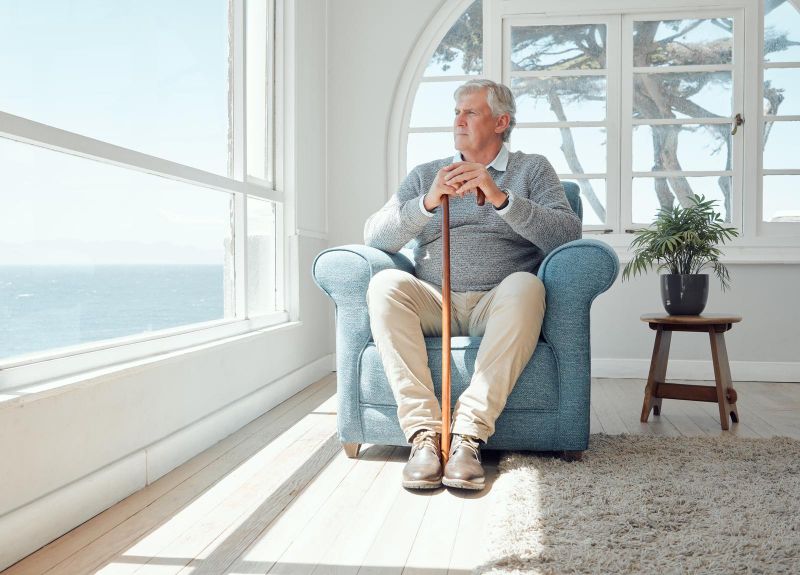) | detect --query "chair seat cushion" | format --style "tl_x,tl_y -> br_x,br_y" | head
359,336 -> 559,412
